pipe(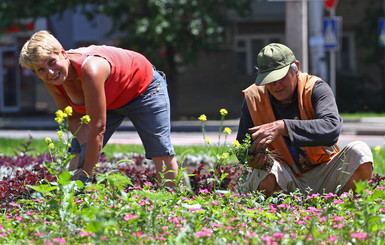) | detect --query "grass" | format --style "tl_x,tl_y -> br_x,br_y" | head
340,112 -> 385,119
0,138 -> 229,157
